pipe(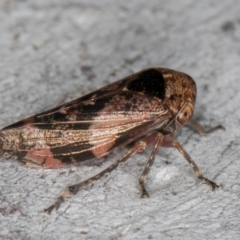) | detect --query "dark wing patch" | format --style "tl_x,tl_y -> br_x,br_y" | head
126,69 -> 165,99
